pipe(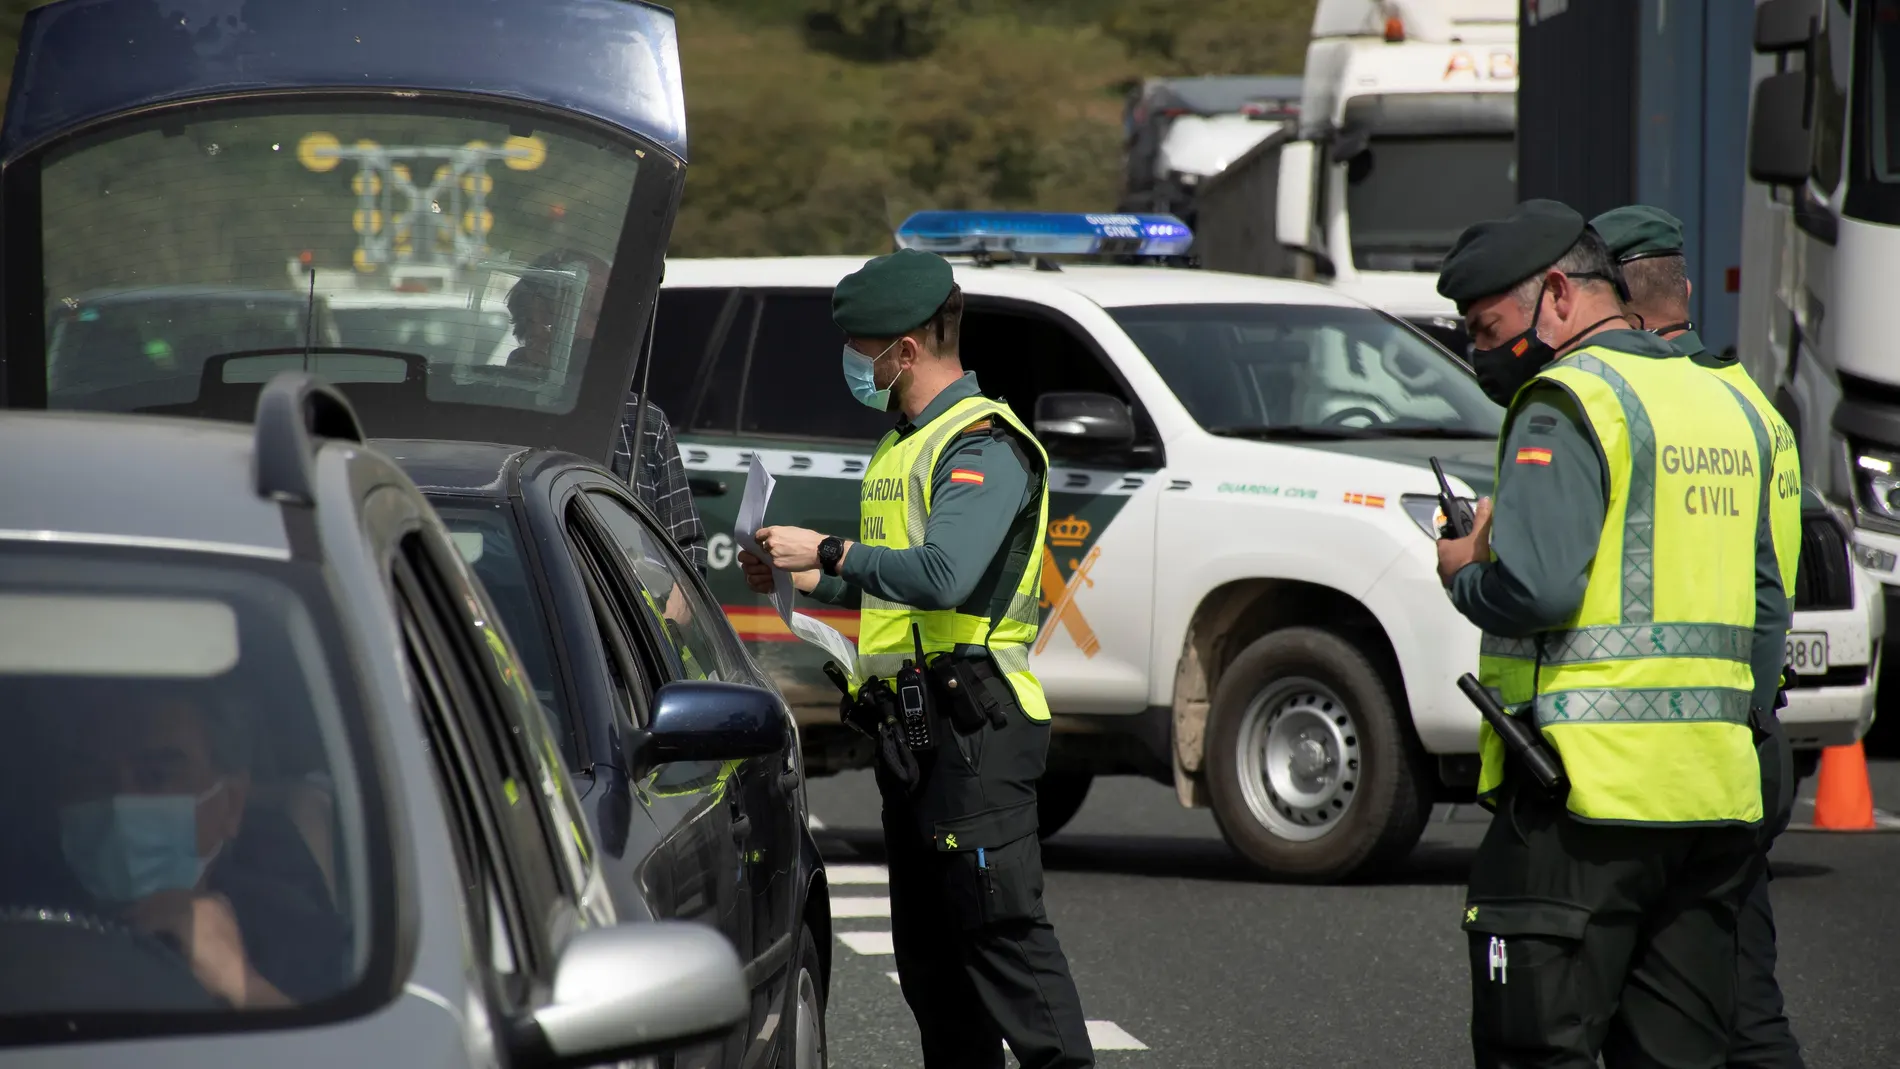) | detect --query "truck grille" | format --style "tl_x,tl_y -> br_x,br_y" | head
1794,514 -> 1854,611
